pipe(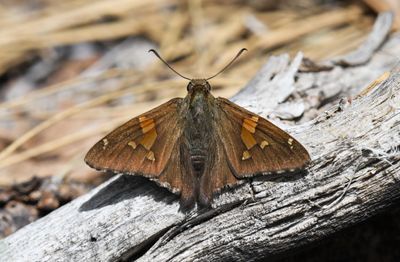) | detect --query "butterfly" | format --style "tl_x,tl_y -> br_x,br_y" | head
85,49 -> 310,208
